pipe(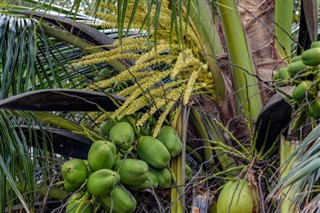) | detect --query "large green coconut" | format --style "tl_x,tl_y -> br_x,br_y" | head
87,169 -> 120,196
137,136 -> 171,169
113,158 -> 148,186
128,171 -> 159,191
87,140 -> 116,171
61,159 -> 88,187
109,122 -> 135,150
148,166 -> 172,187
217,180 -> 254,213
157,126 -> 182,157
101,185 -> 137,213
